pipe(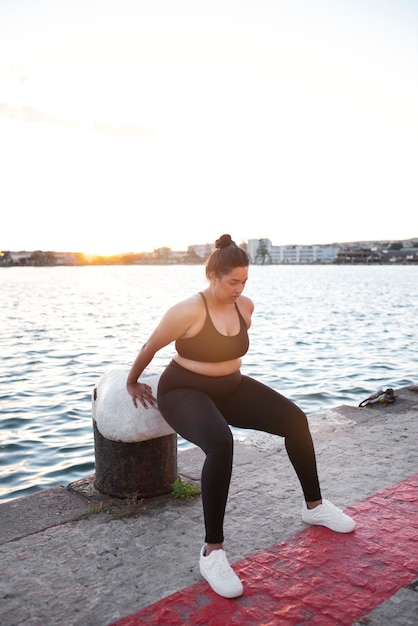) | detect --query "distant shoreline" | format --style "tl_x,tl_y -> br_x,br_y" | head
2,237 -> 418,267
2,260 -> 418,267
